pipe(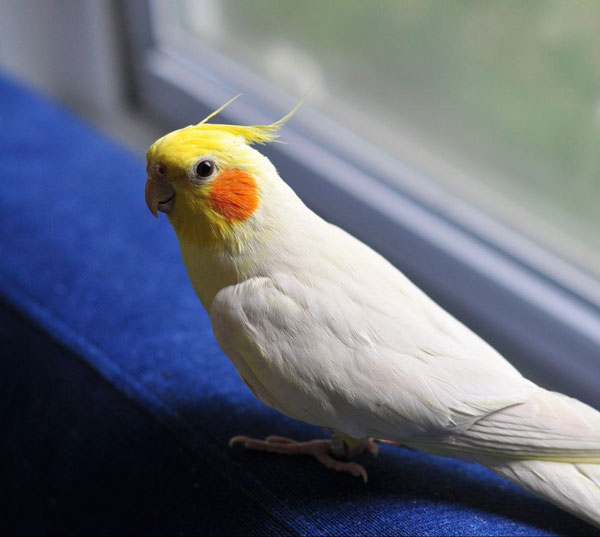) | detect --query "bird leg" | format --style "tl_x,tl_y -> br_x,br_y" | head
229,433 -> 378,483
